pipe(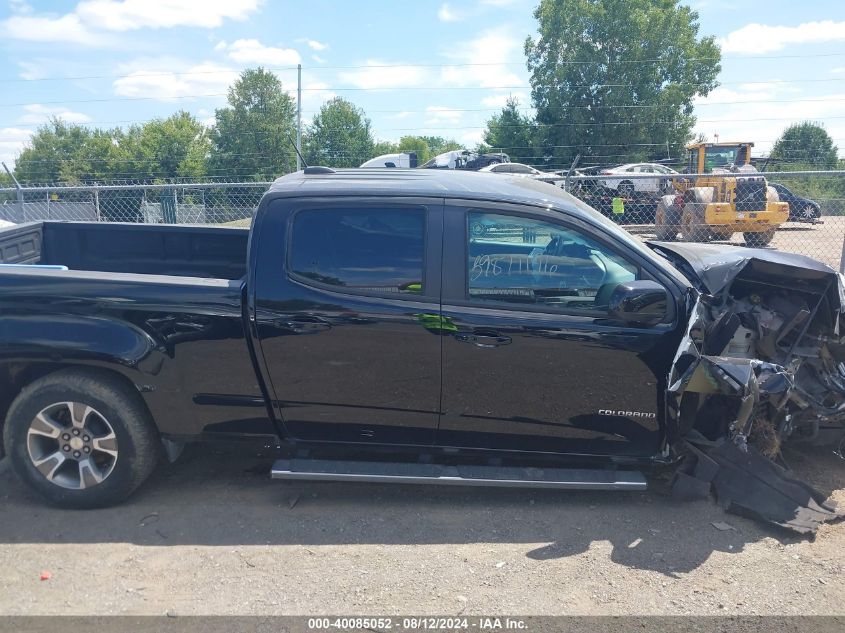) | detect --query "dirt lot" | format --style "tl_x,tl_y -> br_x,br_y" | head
0,441 -> 843,616
634,216 -> 844,270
